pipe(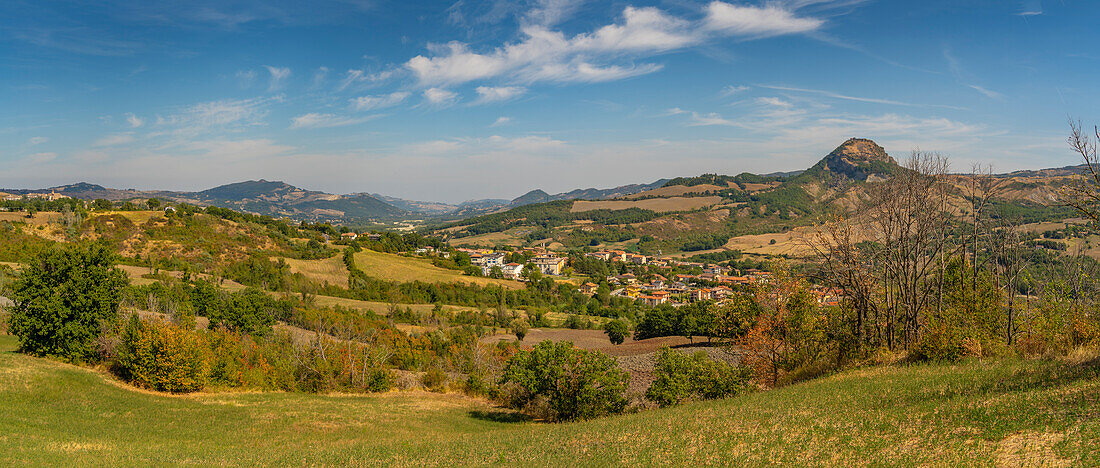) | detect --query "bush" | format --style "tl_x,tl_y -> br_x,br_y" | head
498,340 -> 629,421
422,367 -> 448,392
645,348 -> 751,408
115,316 -> 210,393
9,243 -> 128,362
604,320 -> 628,345
206,288 -> 278,336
